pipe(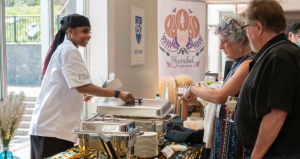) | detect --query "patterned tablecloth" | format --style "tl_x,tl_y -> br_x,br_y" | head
48,147 -> 96,159
49,141 -> 203,159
